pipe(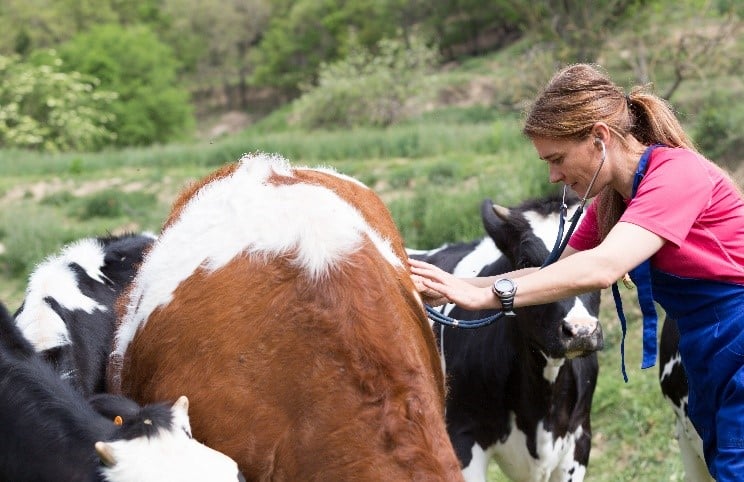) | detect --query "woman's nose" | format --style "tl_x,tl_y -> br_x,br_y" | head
548,166 -> 563,184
